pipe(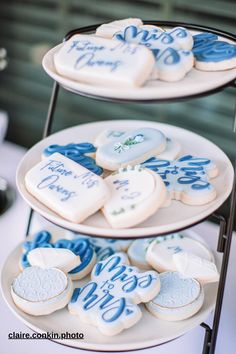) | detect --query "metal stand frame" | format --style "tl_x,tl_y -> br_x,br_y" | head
24,21 -> 236,354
